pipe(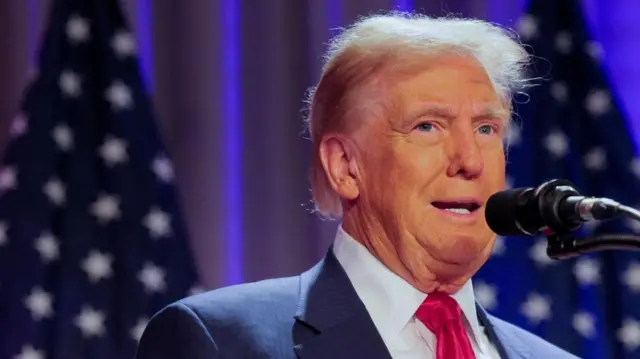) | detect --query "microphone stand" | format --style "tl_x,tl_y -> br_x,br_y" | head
545,205 -> 640,259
